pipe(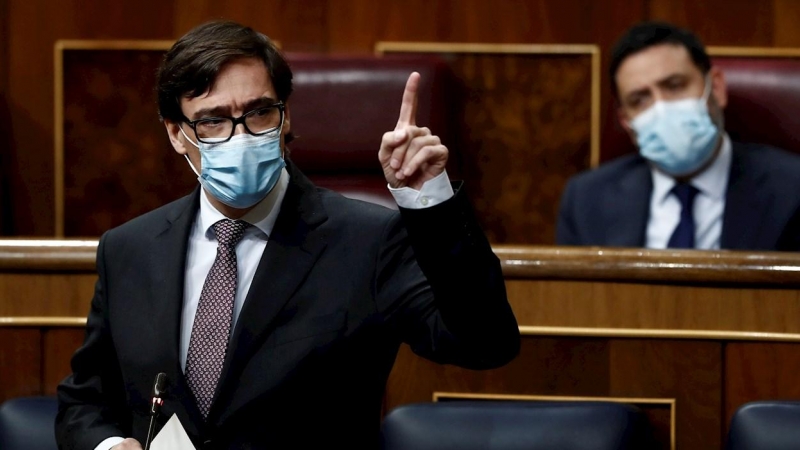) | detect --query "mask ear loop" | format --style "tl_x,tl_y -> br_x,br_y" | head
179,127 -> 202,177
701,74 -> 713,103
